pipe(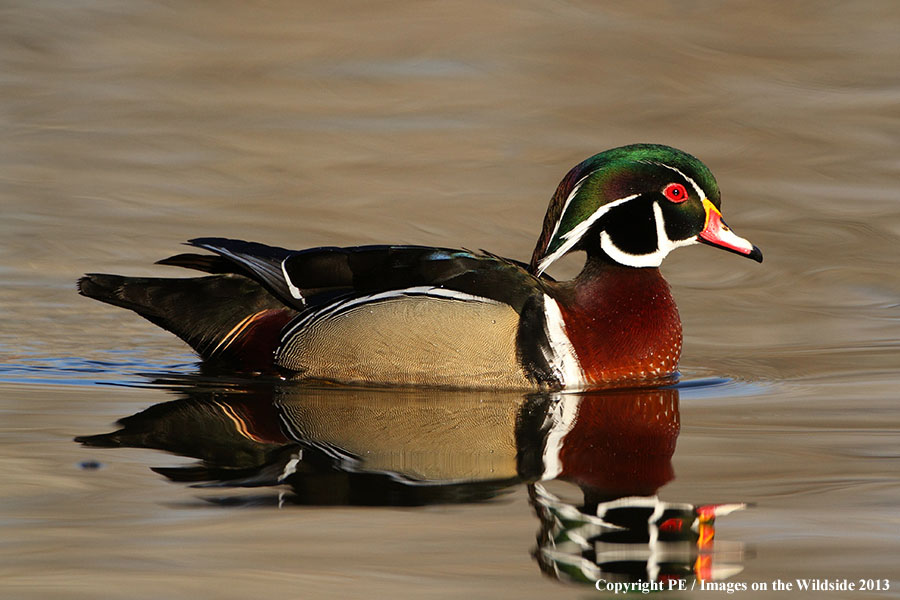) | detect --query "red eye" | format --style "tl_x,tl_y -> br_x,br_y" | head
663,183 -> 689,203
